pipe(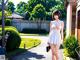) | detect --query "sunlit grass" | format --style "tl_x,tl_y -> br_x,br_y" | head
20,33 -> 40,36
20,38 -> 41,49
20,33 -> 48,36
